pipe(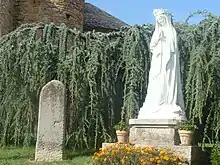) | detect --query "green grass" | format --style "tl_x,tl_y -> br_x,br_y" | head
0,147 -> 93,165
